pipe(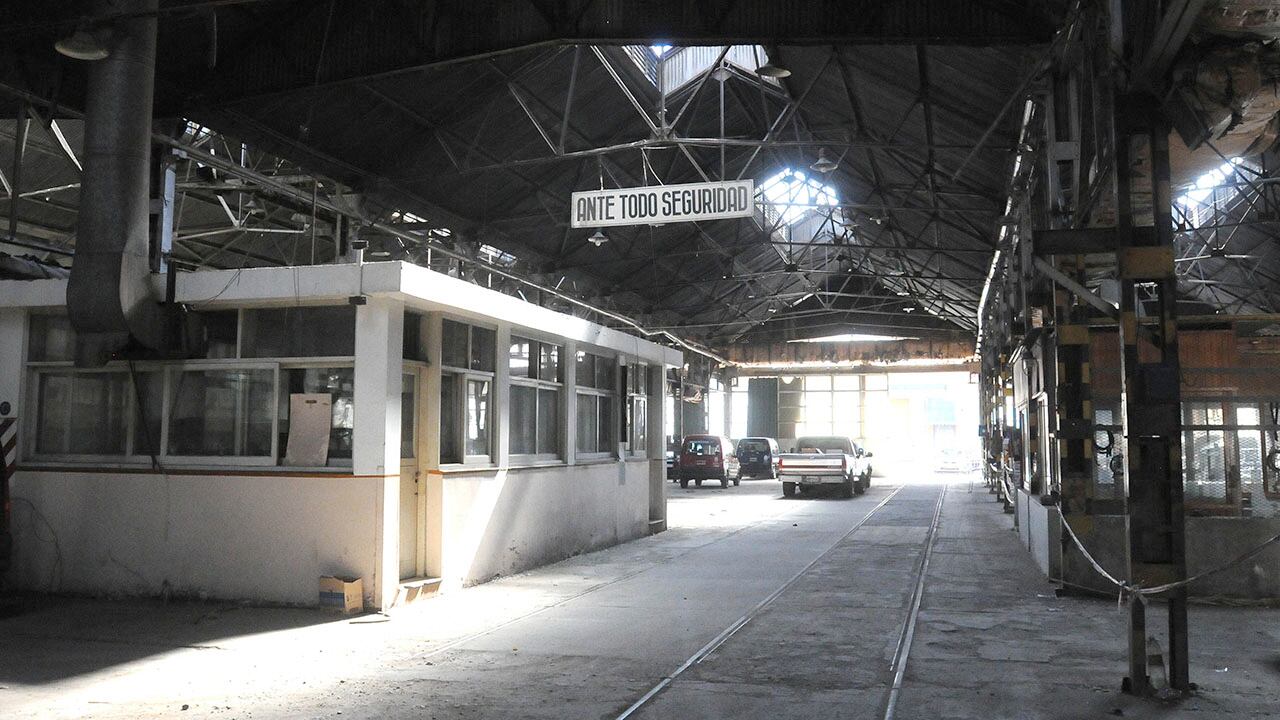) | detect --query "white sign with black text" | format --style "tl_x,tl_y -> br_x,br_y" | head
570,179 -> 755,228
